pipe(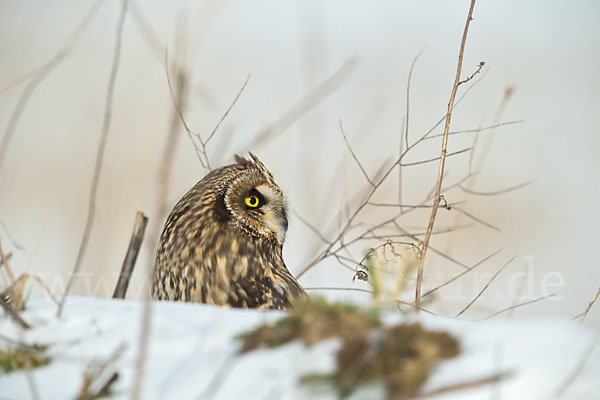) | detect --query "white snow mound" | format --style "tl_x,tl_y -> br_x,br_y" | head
0,297 -> 598,399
